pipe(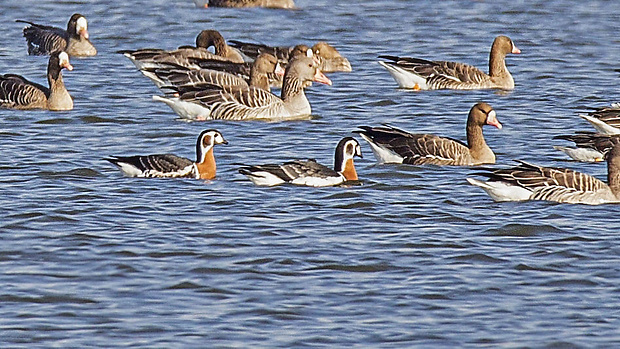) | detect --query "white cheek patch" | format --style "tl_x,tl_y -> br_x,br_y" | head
59,52 -> 70,67
76,17 -> 88,33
